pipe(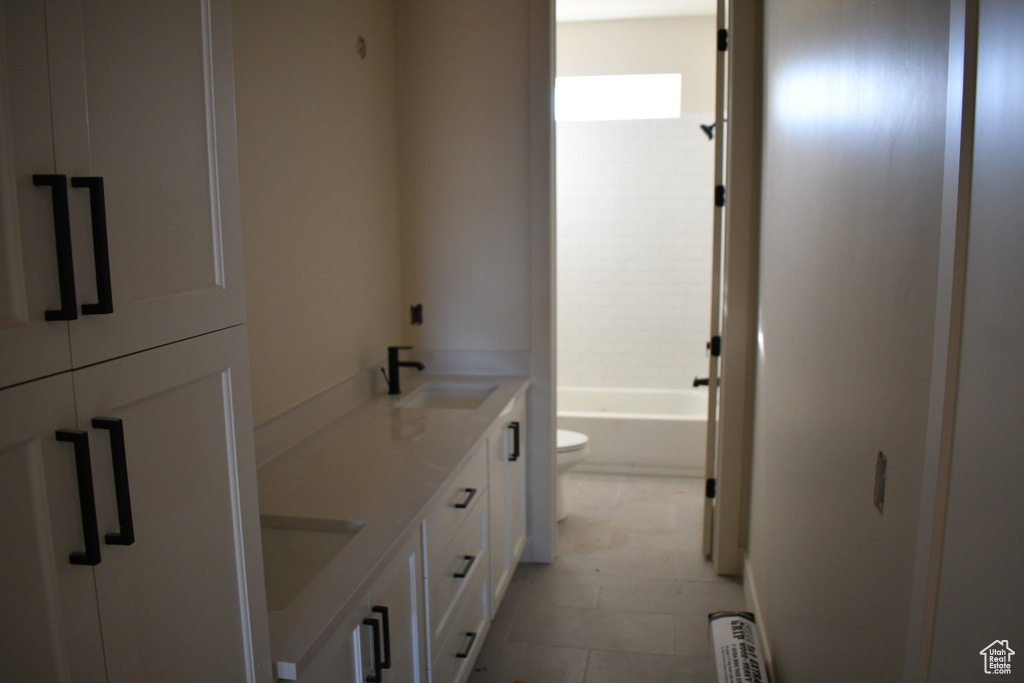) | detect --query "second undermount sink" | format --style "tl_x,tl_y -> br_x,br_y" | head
396,381 -> 498,410
260,515 -> 365,612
